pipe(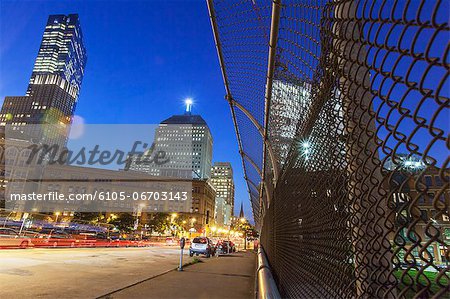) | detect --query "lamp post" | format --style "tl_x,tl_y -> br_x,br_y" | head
18,213 -> 29,235
2,211 -> 15,227
240,217 -> 247,250
211,226 -> 217,237
54,211 -> 61,223
170,213 -> 178,236
189,217 -> 196,238
134,203 -> 146,230
182,220 -> 187,236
